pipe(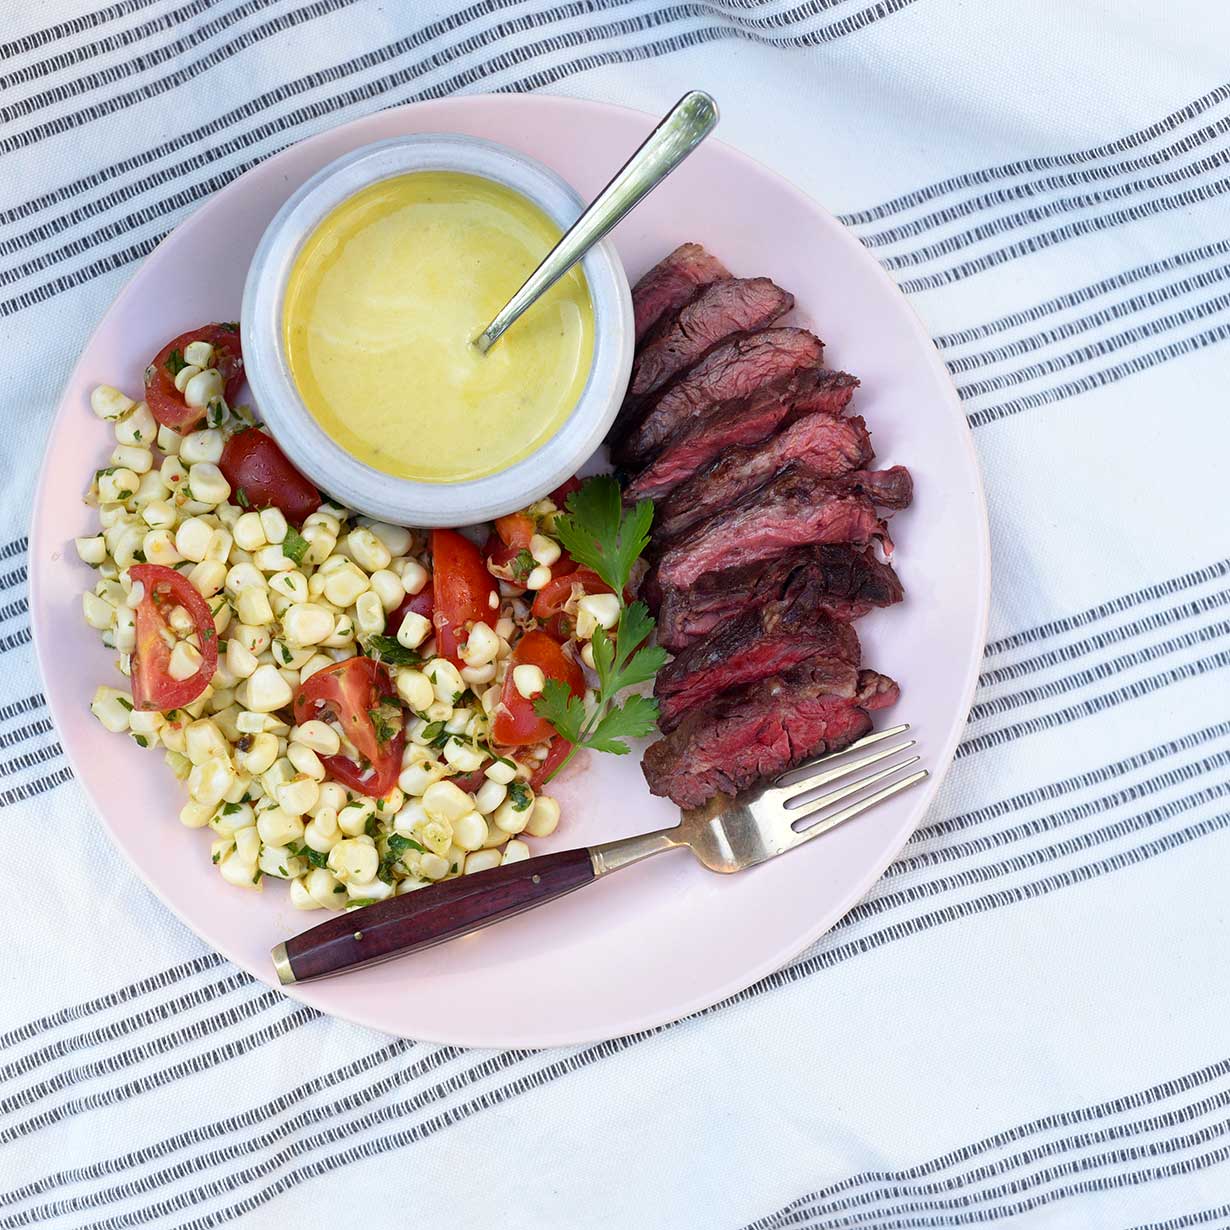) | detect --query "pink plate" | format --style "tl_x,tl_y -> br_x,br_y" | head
30,95 -> 989,1047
